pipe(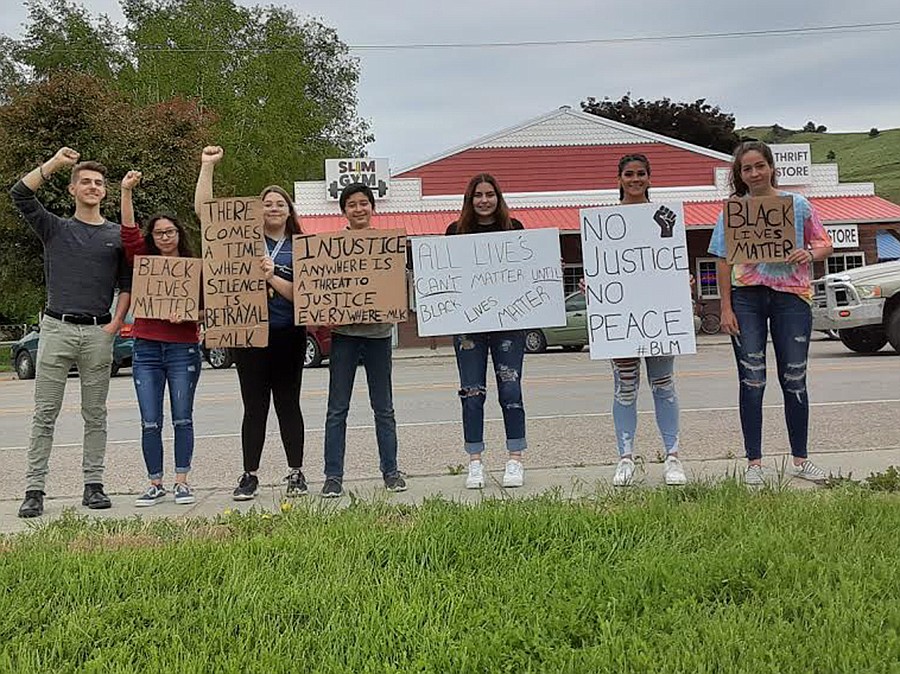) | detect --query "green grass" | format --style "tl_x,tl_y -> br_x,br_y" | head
738,125 -> 900,204
2,485 -> 900,672
0,344 -> 11,372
